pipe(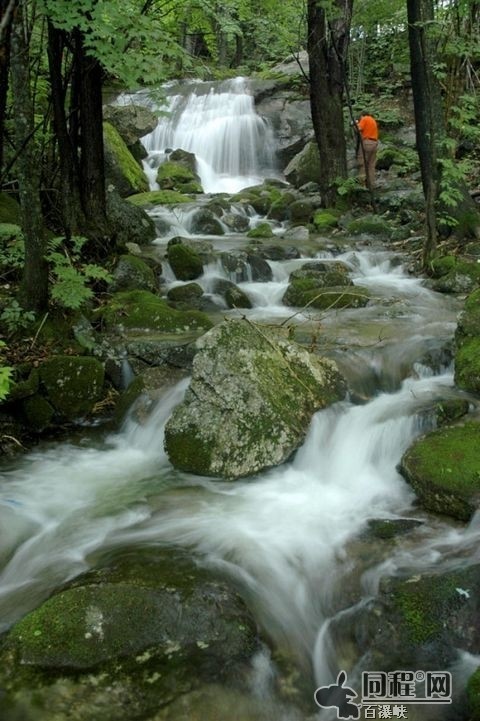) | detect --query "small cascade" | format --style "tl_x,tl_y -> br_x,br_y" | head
137,77 -> 280,194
